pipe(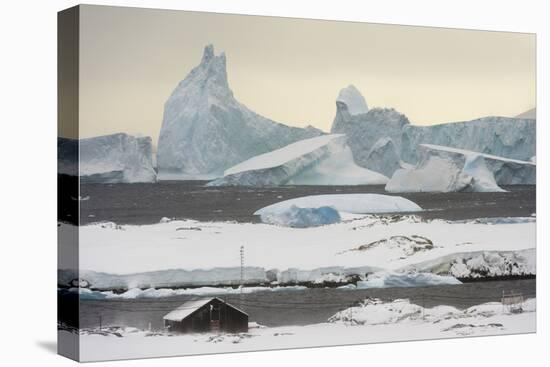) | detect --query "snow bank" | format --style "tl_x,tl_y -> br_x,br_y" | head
276,266 -> 380,284
208,134 -> 387,186
400,248 -> 536,278
71,285 -> 307,300
67,210 -> 534,287
328,297 -> 535,326
258,205 -> 341,228
58,267 -> 269,290
255,194 -> 422,219
357,272 -> 461,289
